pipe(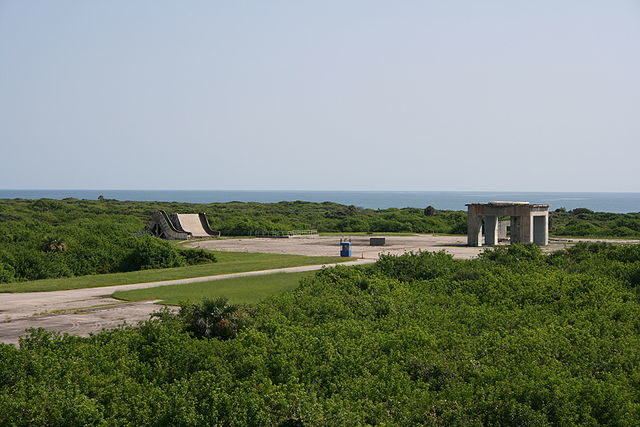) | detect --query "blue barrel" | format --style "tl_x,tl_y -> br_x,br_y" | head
340,242 -> 352,257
